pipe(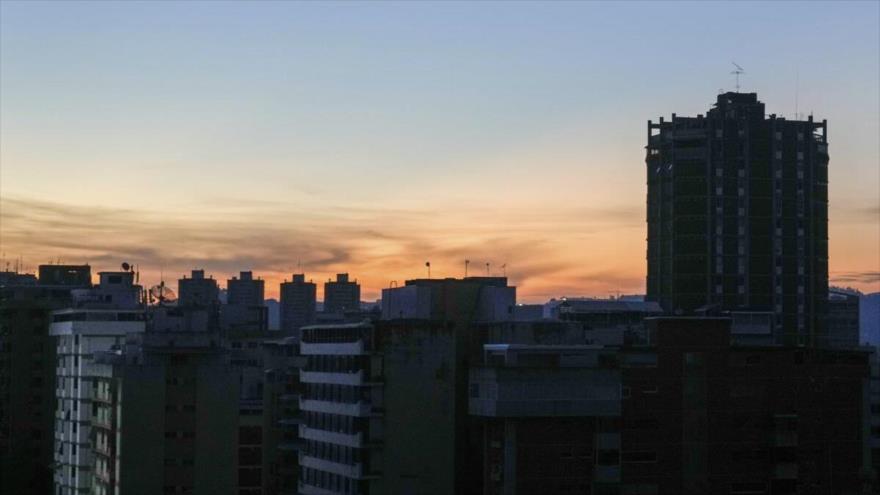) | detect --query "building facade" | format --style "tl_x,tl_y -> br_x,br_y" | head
826,288 -> 861,349
262,337 -> 307,495
646,92 -> 829,345
228,271 -> 266,307
0,265 -> 90,495
49,271 -> 146,494
178,270 -> 220,309
469,317 -> 873,495
90,322 -> 238,495
280,274 -> 317,335
323,274 -> 360,316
